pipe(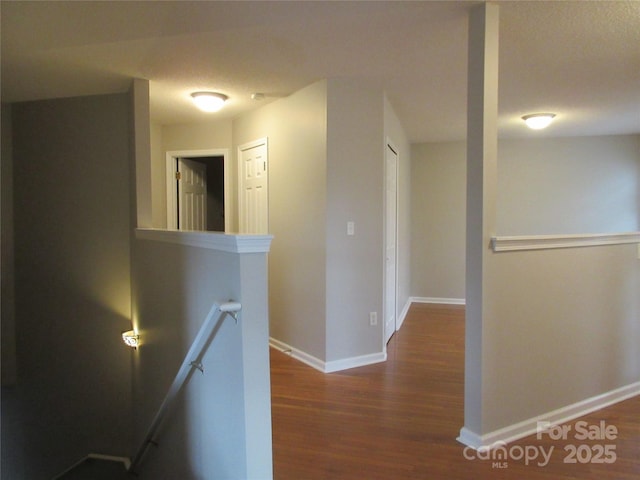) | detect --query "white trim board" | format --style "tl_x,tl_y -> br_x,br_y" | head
269,337 -> 325,372
396,298 -> 413,331
458,380 -> 640,449
491,231 -> 640,252
411,296 -> 466,306
394,298 -> 465,330
269,338 -> 386,374
136,228 -> 273,253
326,351 -> 387,373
